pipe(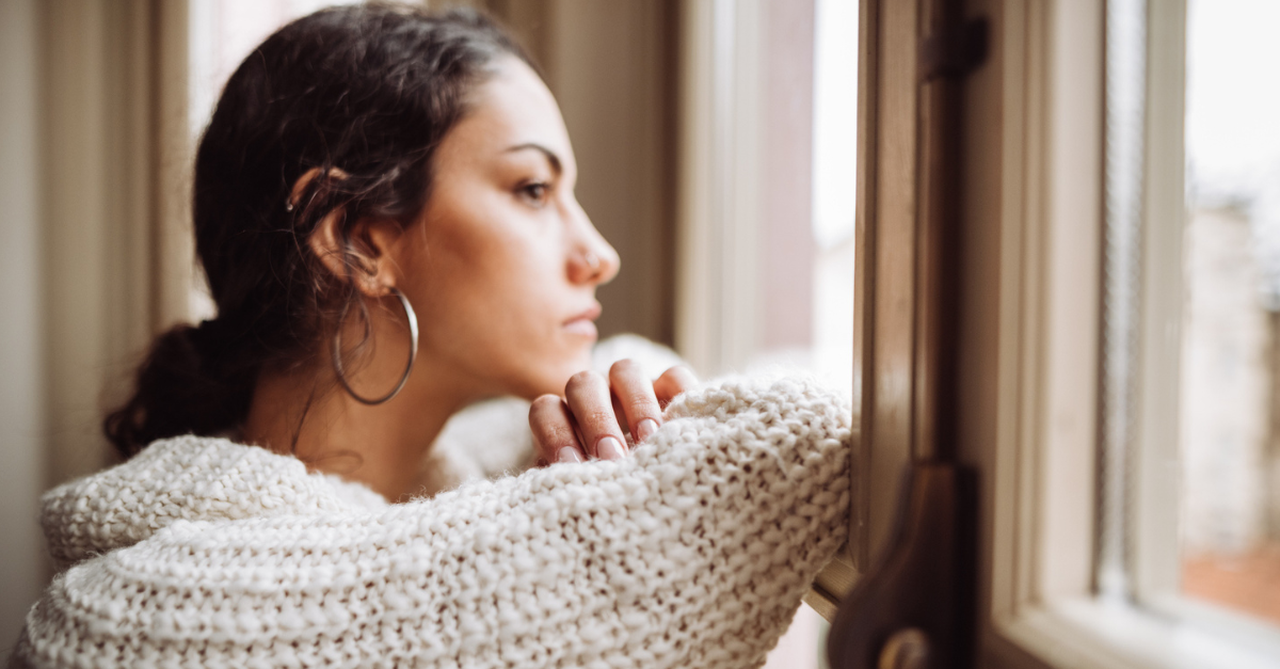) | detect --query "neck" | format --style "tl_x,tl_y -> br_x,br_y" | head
242,361 -> 475,502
